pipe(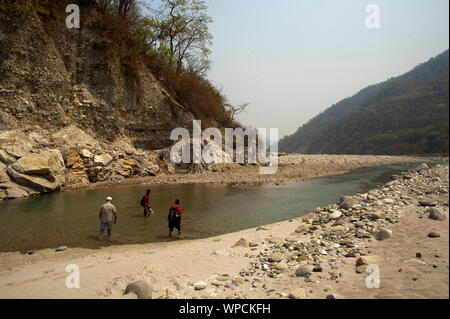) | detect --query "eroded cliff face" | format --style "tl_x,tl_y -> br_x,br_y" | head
0,4 -> 198,149
0,3 -> 228,200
